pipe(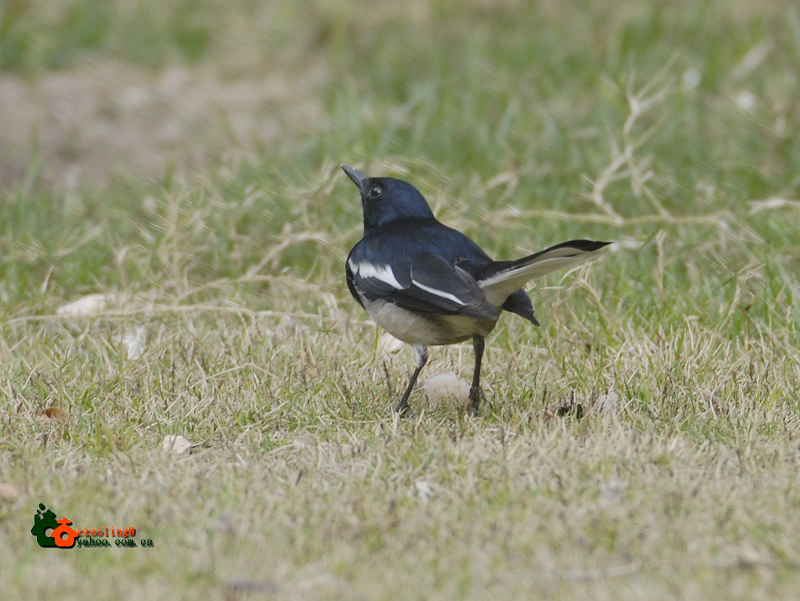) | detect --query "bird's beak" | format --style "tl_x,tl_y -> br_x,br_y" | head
341,165 -> 369,192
